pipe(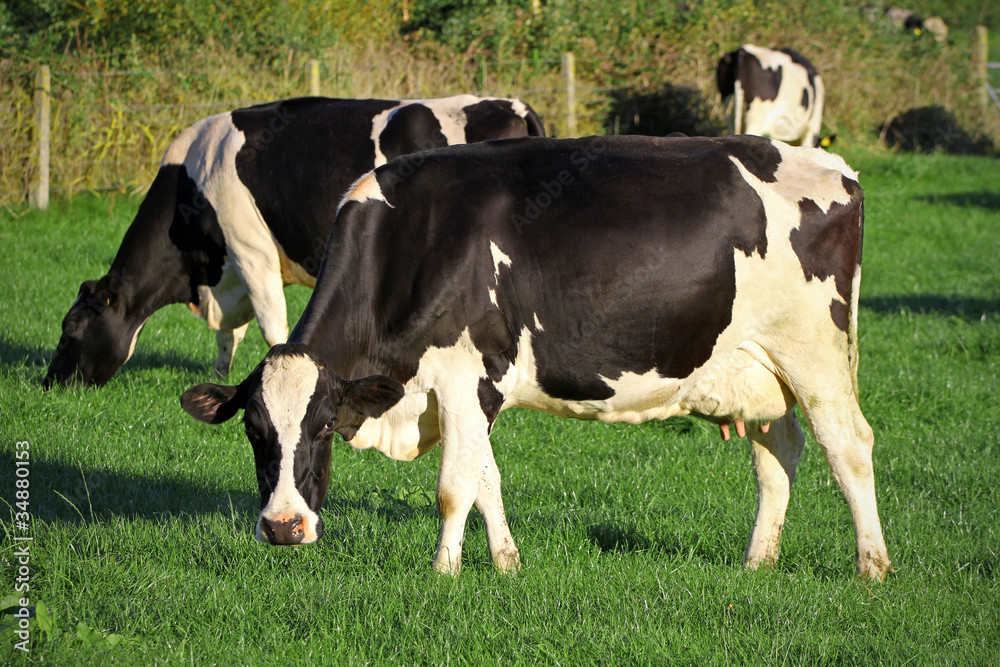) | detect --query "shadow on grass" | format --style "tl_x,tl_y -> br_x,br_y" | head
861,295 -> 1000,320
0,451 -> 258,525
913,191 -> 1000,211
1,451 -> 439,540
0,333 -> 210,387
328,487 -> 438,524
0,338 -> 50,367
125,347 -> 209,376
